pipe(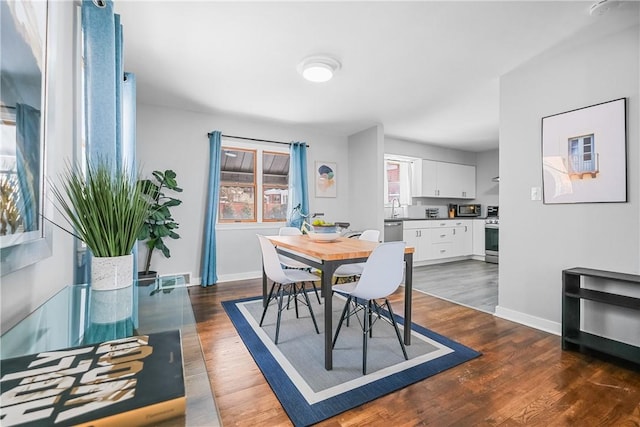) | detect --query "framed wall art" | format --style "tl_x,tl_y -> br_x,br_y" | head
315,161 -> 336,198
541,98 -> 627,204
